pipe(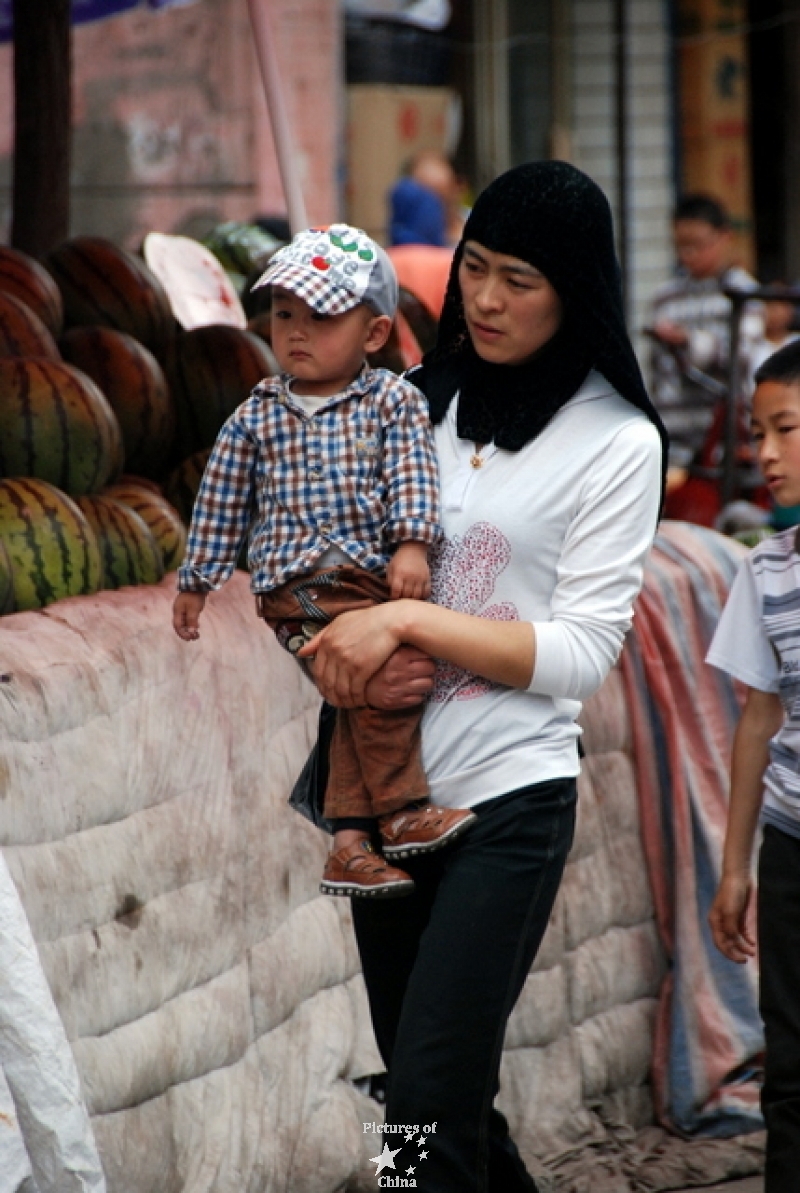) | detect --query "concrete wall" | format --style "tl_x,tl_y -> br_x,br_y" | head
0,0 -> 341,250
0,573 -> 664,1192
0,572 -> 658,1188
0,534 -> 764,1192
570,0 -> 675,362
